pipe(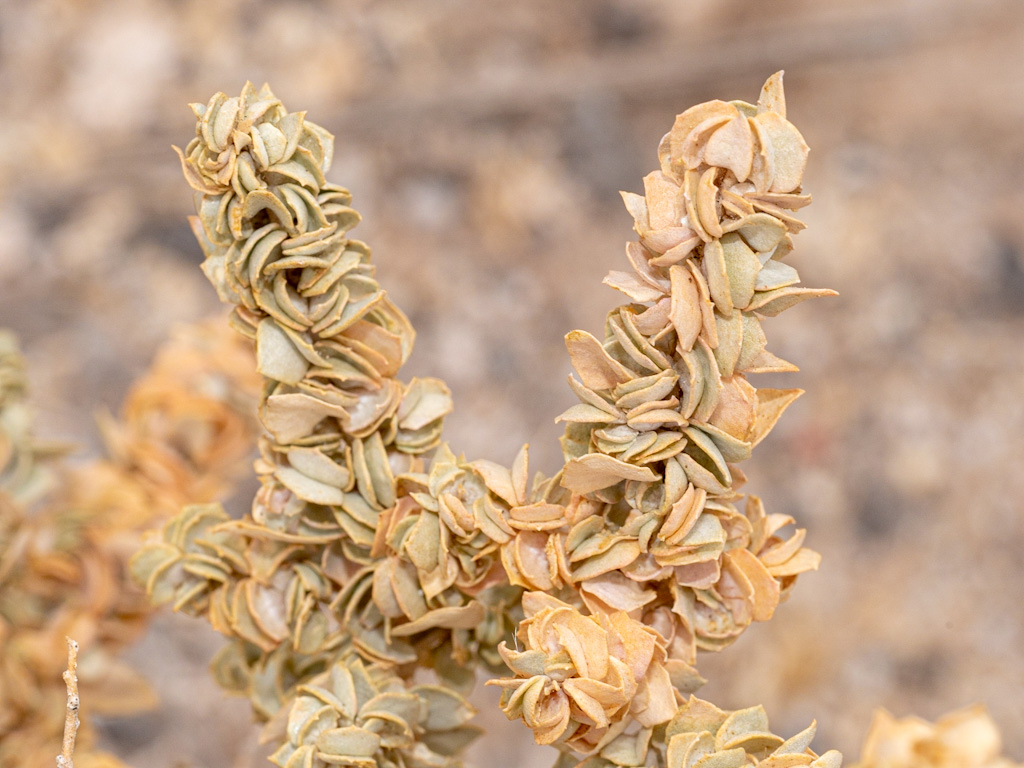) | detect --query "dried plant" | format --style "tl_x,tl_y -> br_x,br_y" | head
128,73 -> 859,768
0,322 -> 260,768
2,68 -> 1010,768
